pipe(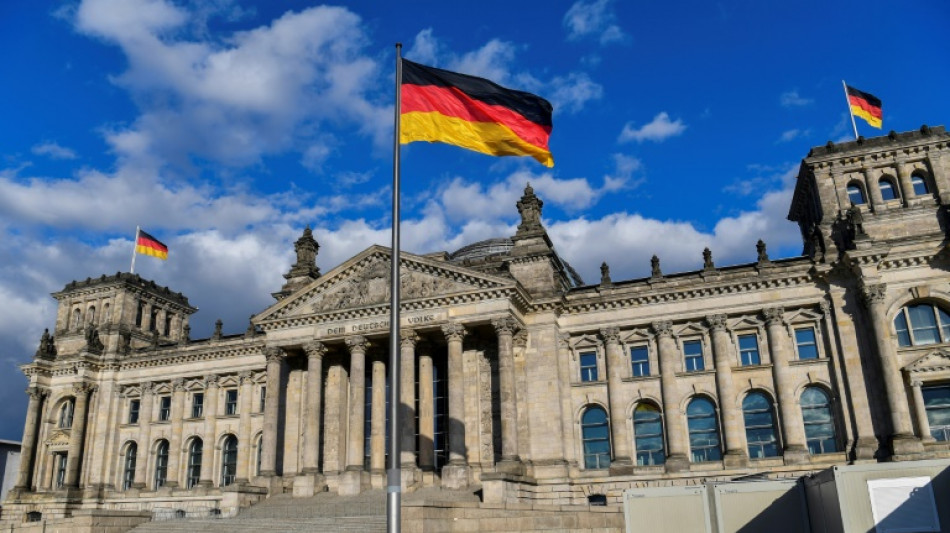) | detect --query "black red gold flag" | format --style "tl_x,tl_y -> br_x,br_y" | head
845,85 -> 883,129
400,59 -> 554,167
136,229 -> 168,260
